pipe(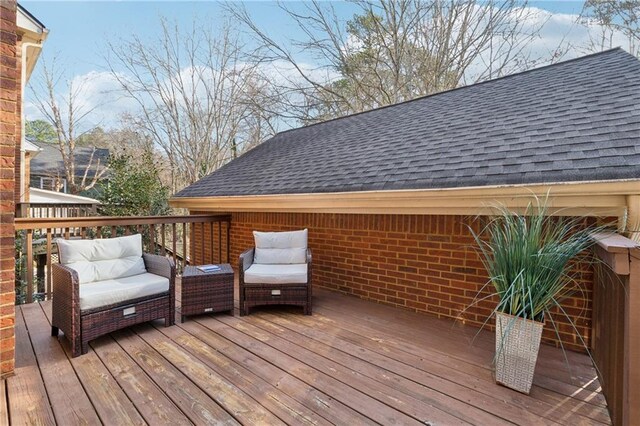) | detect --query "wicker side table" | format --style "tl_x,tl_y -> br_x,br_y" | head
180,264 -> 234,322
